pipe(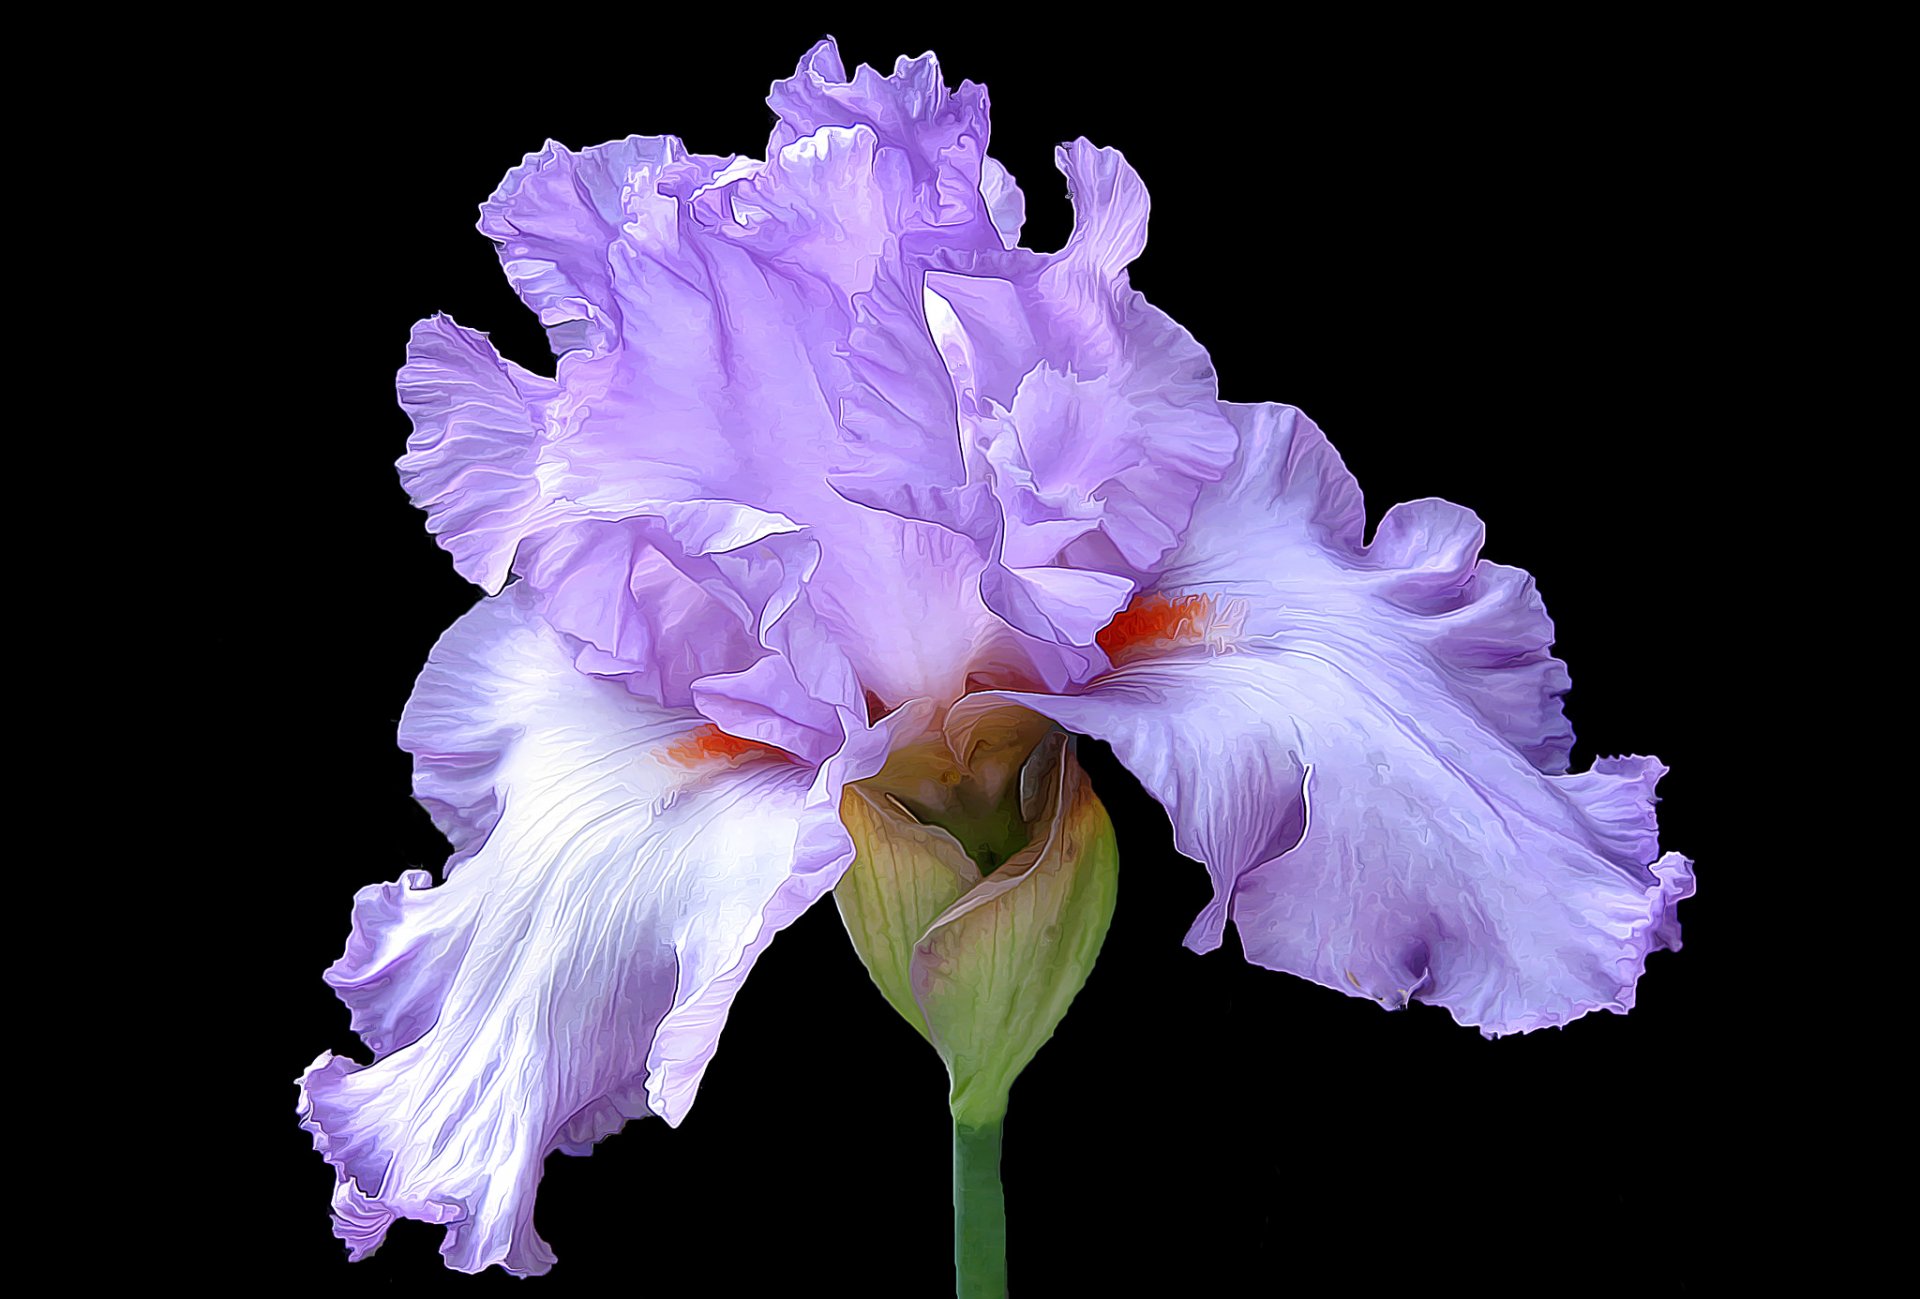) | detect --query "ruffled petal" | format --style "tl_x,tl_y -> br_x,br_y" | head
1156,402 -> 1574,770
981,557 -> 1136,649
394,315 -> 558,593
962,401 -> 1690,1035
772,502 -> 1107,709
829,261 -> 969,513
993,359 -> 1234,573
980,155 -> 1026,249
513,520 -> 764,706
298,585 -> 864,1274
765,39 -> 1002,249
903,142 -> 1237,649
970,639 -> 1689,1035
391,309 -> 843,729
467,109 -> 896,539
402,46 -> 1158,723
692,652 -> 845,766
1003,144 -> 1236,574
1220,649 -> 1692,1034
478,134 -> 733,359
